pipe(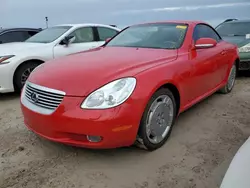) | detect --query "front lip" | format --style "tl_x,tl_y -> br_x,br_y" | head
20,94 -> 143,149
20,79 -> 147,148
